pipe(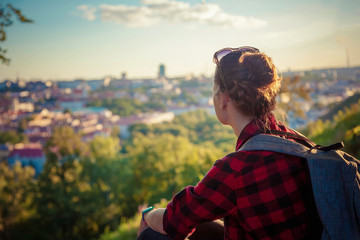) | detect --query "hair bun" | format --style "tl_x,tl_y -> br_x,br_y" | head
216,51 -> 282,119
